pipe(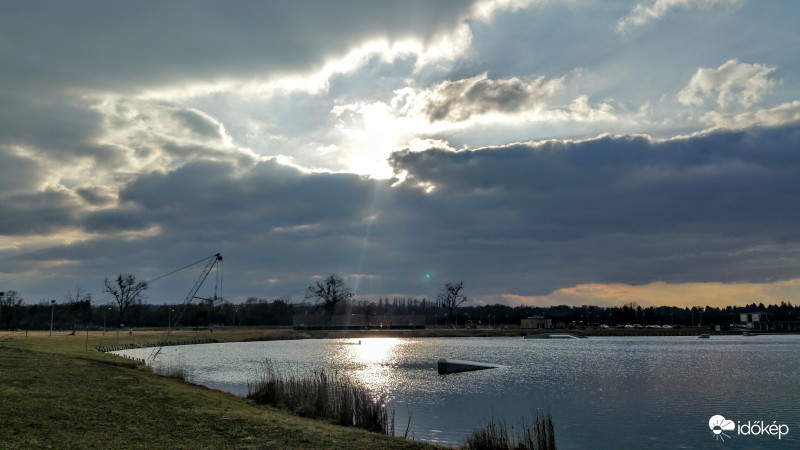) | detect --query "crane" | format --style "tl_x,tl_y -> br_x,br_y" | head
150,253 -> 222,360
184,253 -> 223,308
